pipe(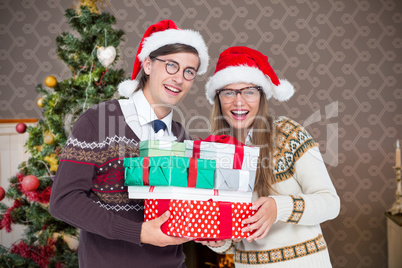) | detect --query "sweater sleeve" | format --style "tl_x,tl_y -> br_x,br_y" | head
49,111 -> 143,245
270,147 -> 340,225
270,117 -> 340,225
207,240 -> 236,254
